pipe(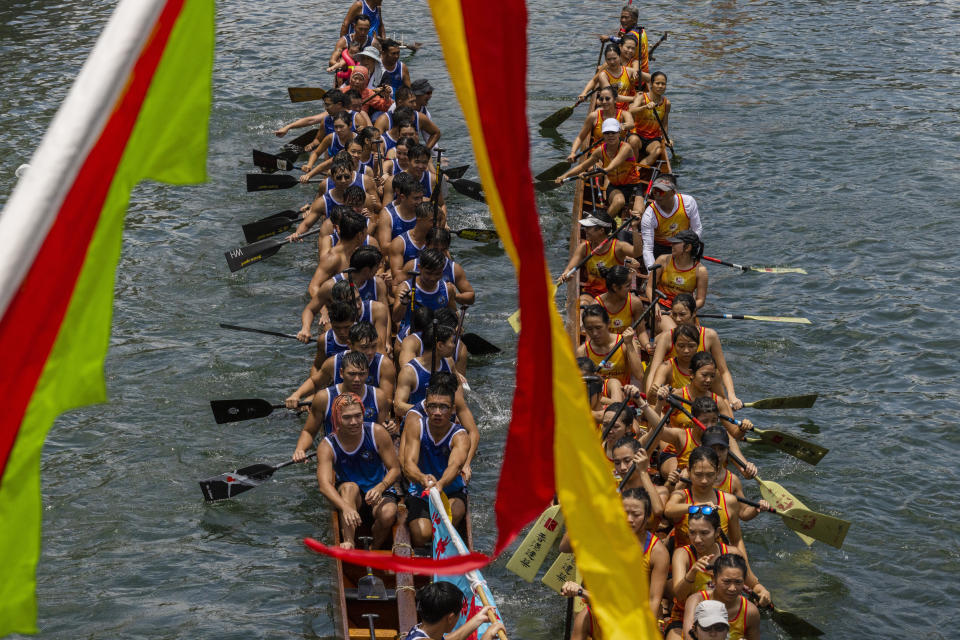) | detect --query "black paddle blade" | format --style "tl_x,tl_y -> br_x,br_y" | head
288,87 -> 327,103
444,164 -> 469,179
535,160 -> 571,182
234,462 -> 280,481
461,332 -> 501,355
283,128 -> 319,152
224,235 -> 286,272
210,398 -> 278,424
534,180 -> 563,192
538,105 -> 574,129
455,228 -> 499,243
451,179 -> 485,202
246,173 -> 301,192
253,149 -> 298,172
199,472 -> 262,501
768,606 -> 824,637
242,216 -> 300,243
